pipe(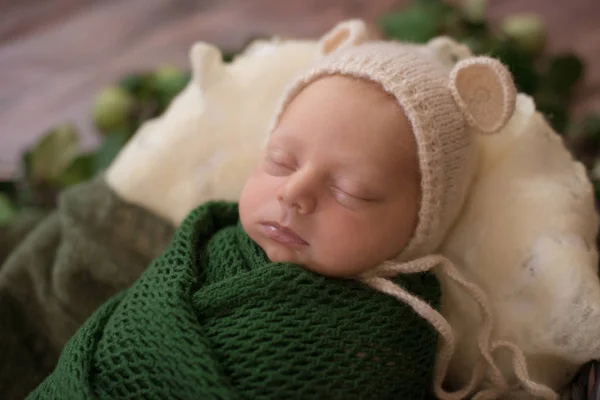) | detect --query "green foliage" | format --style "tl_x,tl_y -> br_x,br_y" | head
1,66 -> 193,211
29,123 -> 80,183
93,131 -> 130,172
57,153 -> 96,188
500,12 -> 546,55
378,1 -> 455,43
0,193 -> 16,226
92,86 -> 136,135
582,114 -> 600,144
545,54 -> 585,96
